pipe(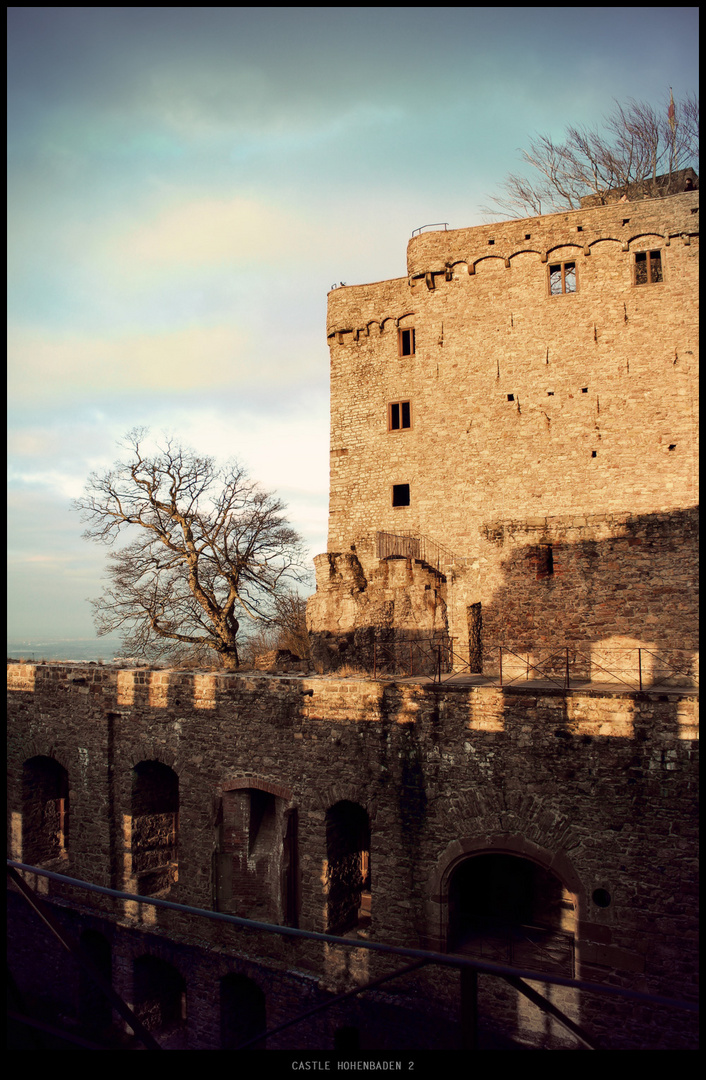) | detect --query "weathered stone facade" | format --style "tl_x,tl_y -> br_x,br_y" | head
6,663 -> 699,1049
7,190 -> 699,1052
309,191 -> 699,671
